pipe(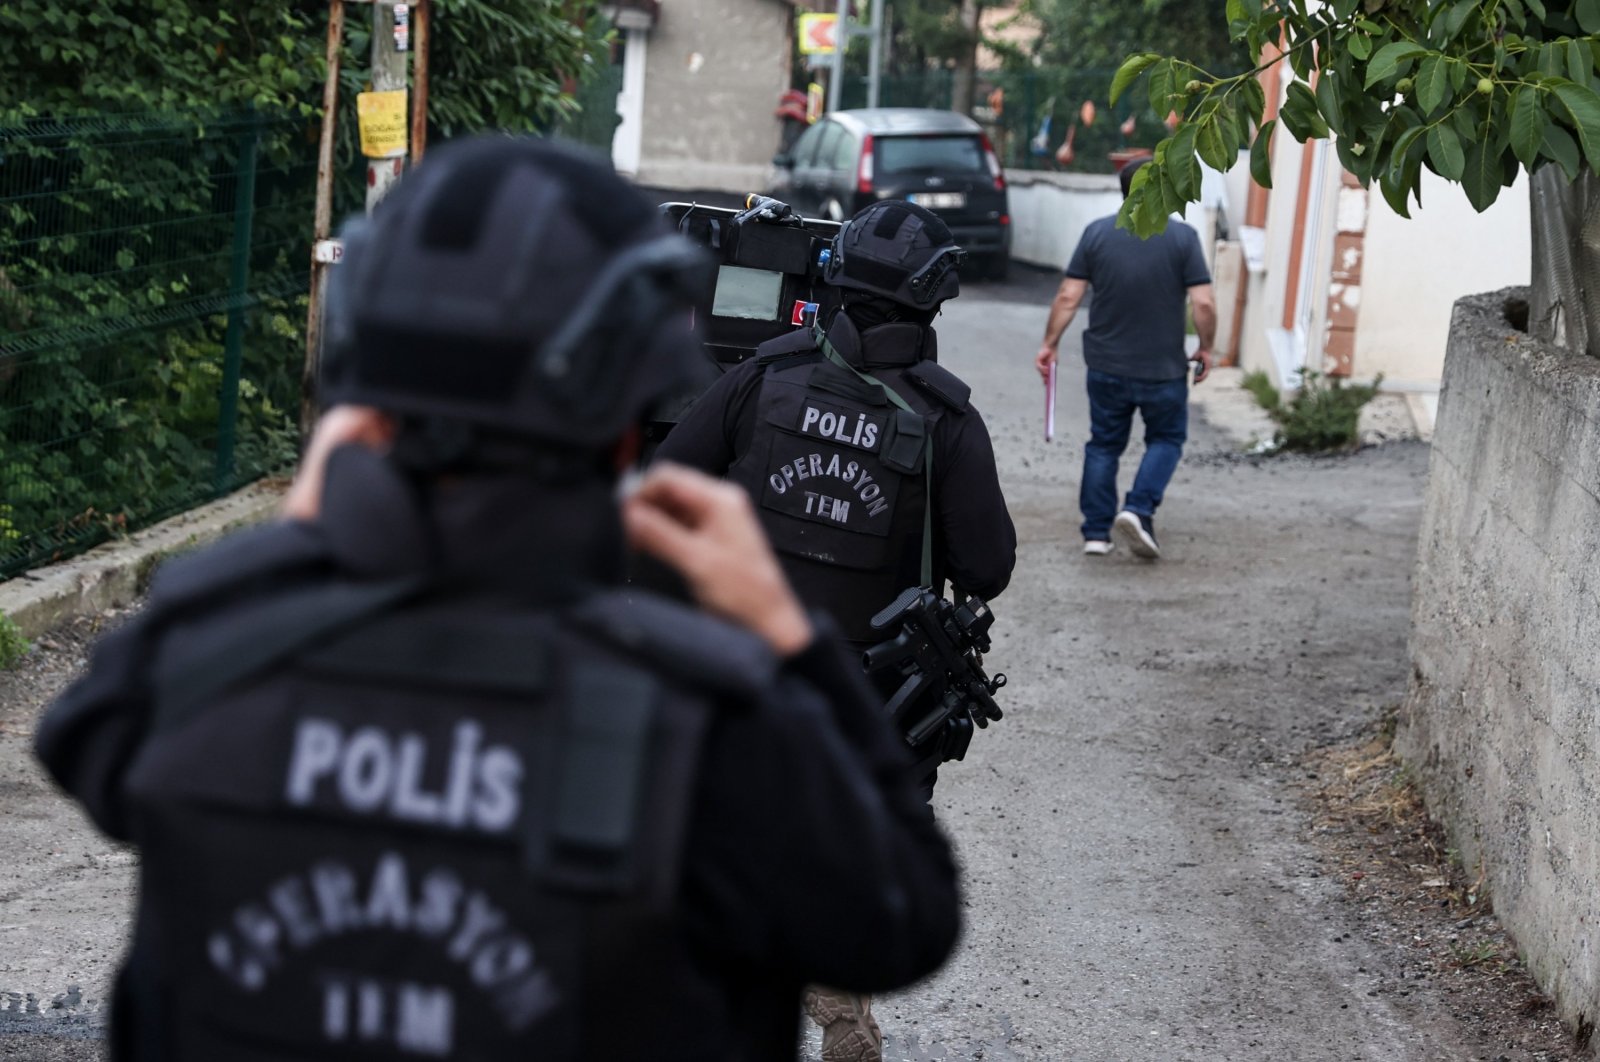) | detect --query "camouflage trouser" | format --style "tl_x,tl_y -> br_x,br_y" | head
803,985 -> 883,1062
